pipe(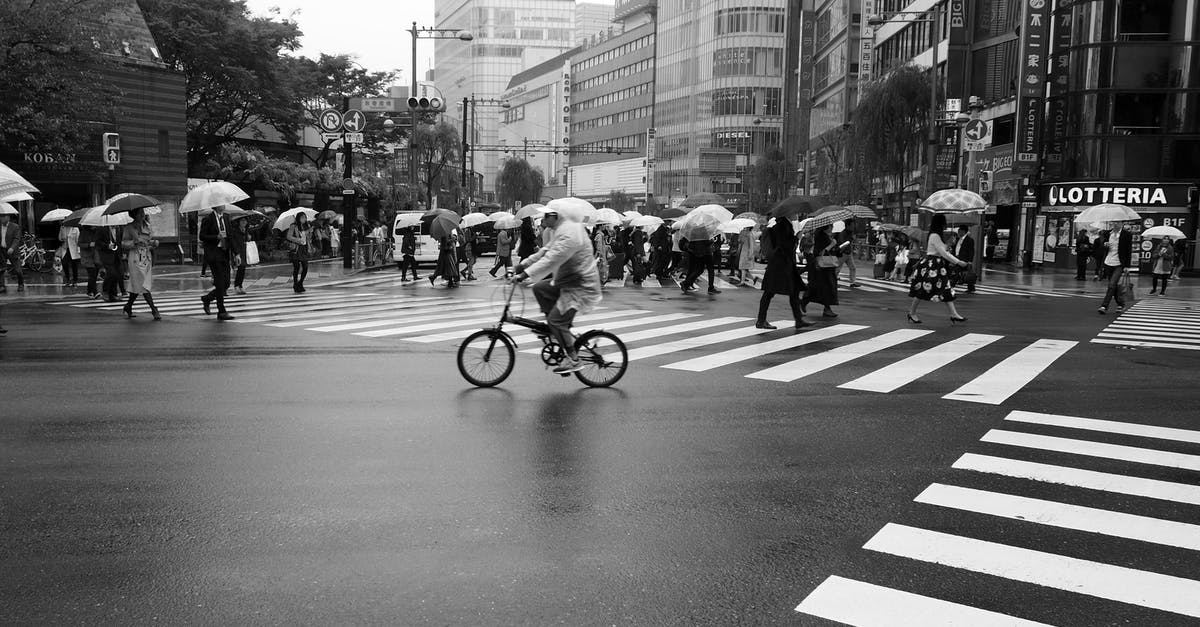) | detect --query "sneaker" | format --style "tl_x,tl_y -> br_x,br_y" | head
553,358 -> 584,374
849,282 -> 861,287
1097,307 -> 1106,315
235,287 -> 246,295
